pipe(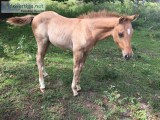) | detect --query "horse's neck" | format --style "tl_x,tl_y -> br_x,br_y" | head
89,18 -> 119,40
